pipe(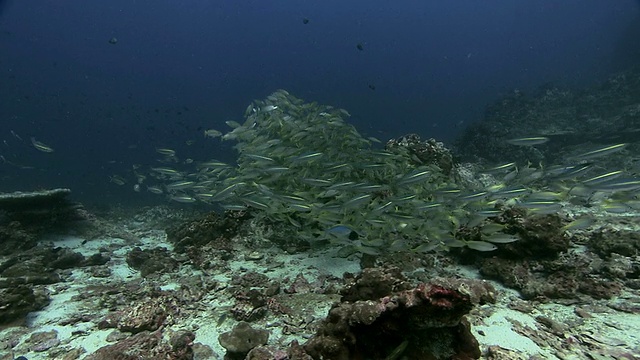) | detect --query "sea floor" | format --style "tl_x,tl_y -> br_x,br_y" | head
1,206 -> 640,360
